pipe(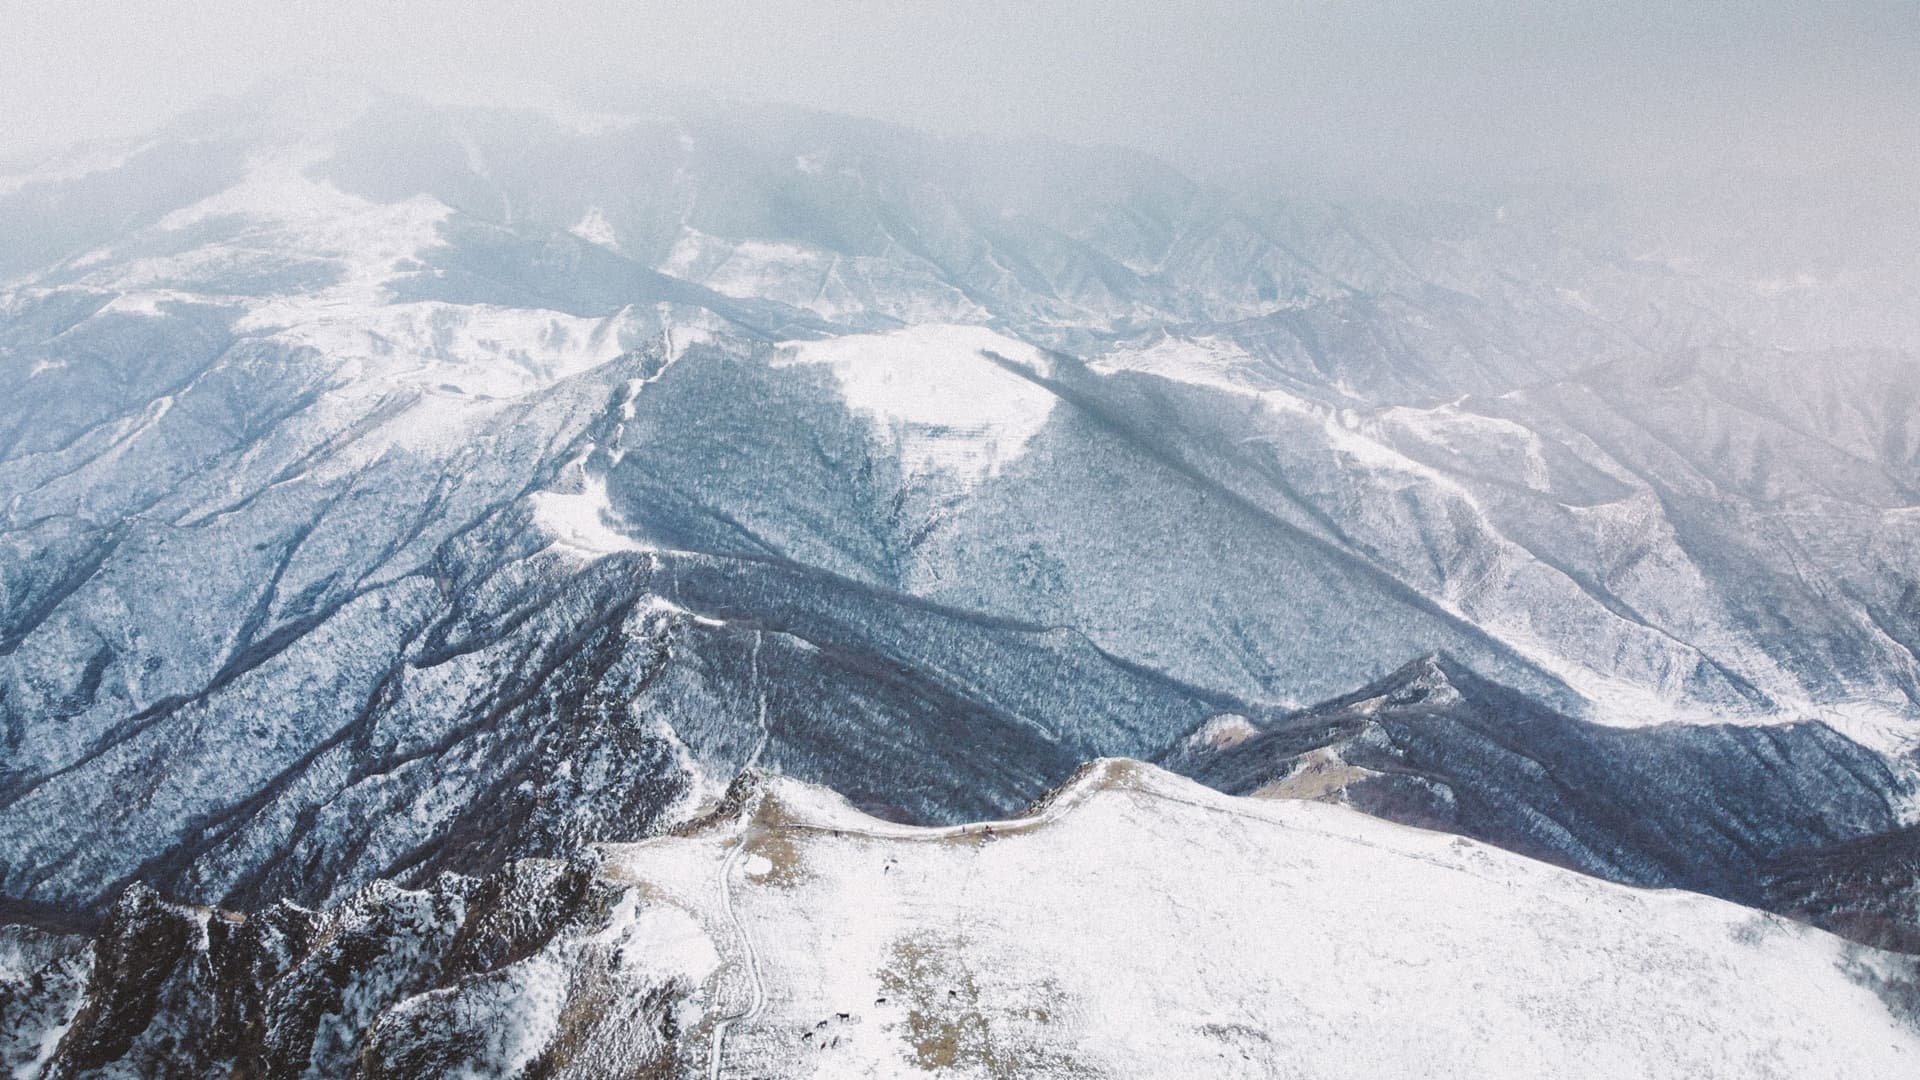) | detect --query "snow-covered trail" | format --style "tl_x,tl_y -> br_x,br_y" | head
705,628 -> 773,1080
651,760 -> 1920,1080
705,831 -> 767,1080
